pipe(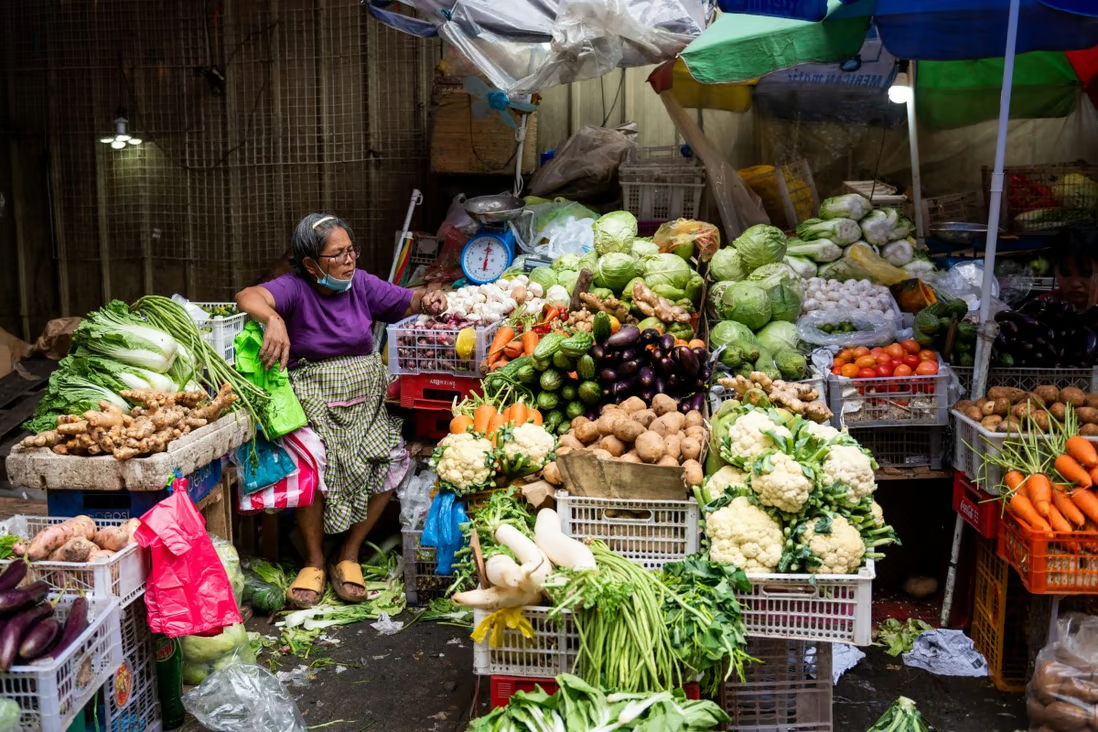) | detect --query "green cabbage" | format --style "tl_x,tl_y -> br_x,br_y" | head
557,269 -> 580,294
747,263 -> 797,291
748,264 -> 803,322
709,320 -> 758,350
578,249 -> 599,272
721,282 -> 771,330
709,248 -> 748,282
756,321 -> 800,355
632,239 -> 660,259
642,253 -> 694,290
796,218 -> 862,246
552,254 -> 580,272
593,253 -> 637,293
818,193 -> 872,221
181,623 -> 252,665
733,225 -> 787,272
529,266 -> 557,290
592,211 -> 637,255
707,281 -> 733,315
784,255 -> 818,279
